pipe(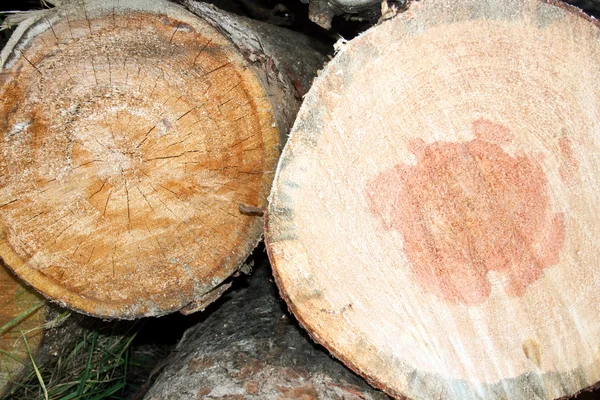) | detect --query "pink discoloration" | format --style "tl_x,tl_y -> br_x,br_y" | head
558,136 -> 579,185
472,118 -> 512,144
367,120 -> 564,304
